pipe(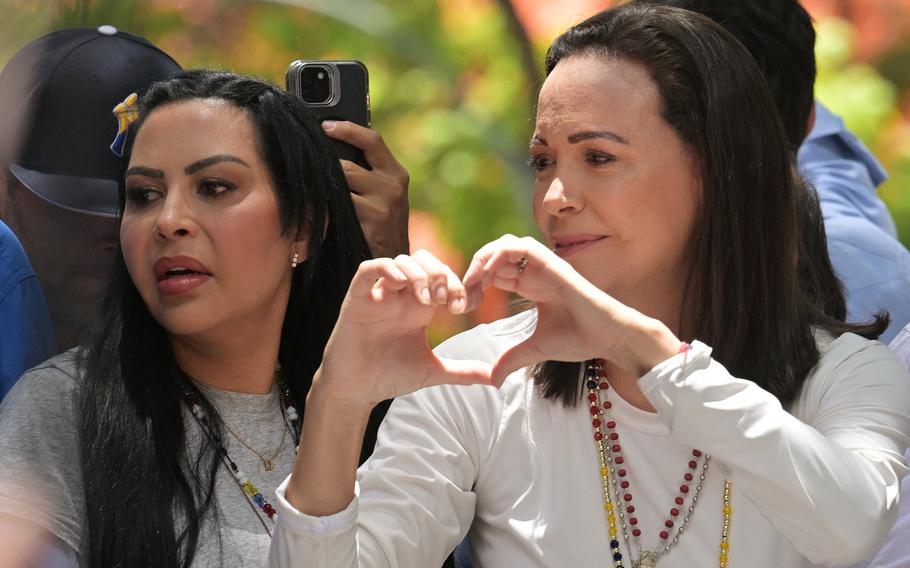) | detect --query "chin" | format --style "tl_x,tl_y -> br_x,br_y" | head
147,305 -> 219,338
571,260 -> 616,293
